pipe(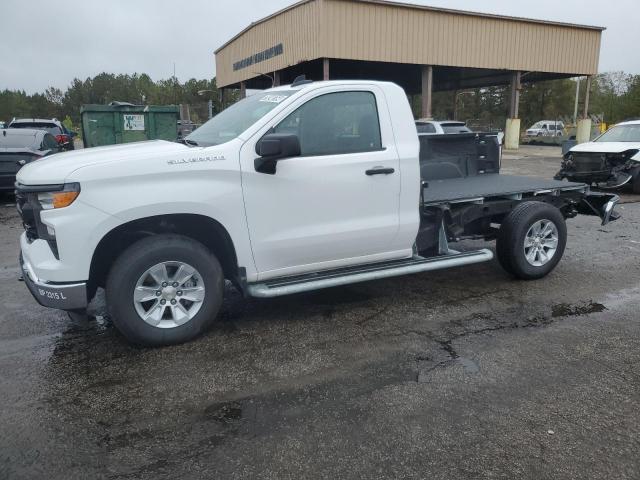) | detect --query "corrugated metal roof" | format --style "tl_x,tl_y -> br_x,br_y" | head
215,0 -> 604,88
